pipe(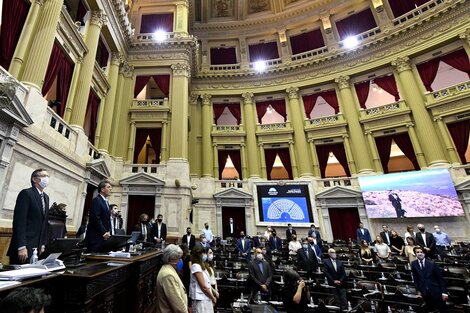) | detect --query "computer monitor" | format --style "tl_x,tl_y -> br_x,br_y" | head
130,231 -> 140,244
96,235 -> 131,252
41,238 -> 82,259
